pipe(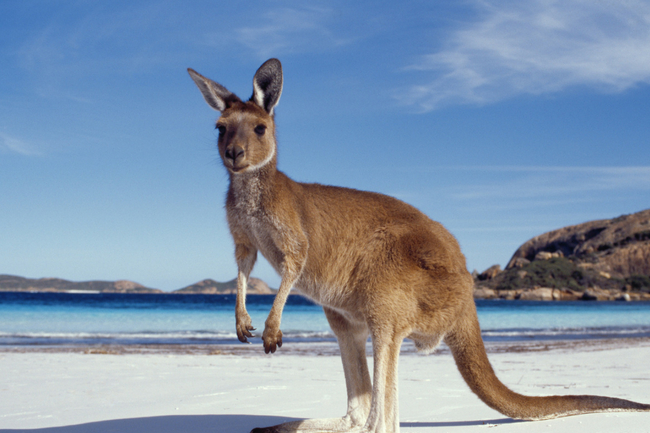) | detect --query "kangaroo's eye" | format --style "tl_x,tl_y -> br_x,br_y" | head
217,125 -> 226,135
254,124 -> 267,136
